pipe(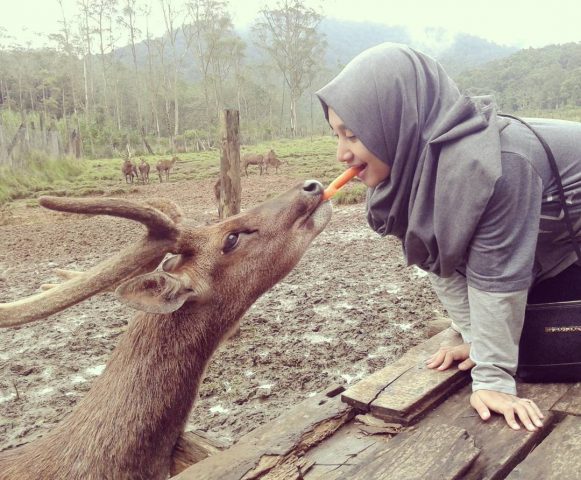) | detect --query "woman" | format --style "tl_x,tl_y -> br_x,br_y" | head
316,42 -> 581,432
